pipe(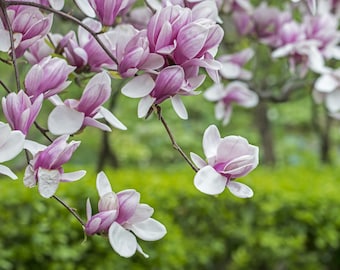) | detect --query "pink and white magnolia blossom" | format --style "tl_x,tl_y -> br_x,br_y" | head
303,14 -> 340,60
60,19 -> 116,72
24,56 -> 75,101
0,122 -> 25,179
2,90 -> 43,135
24,34 -> 63,65
313,68 -> 340,114
75,0 -> 136,26
23,135 -> 86,198
218,48 -> 254,80
204,81 -> 258,125
251,3 -> 292,47
122,65 -> 192,119
48,71 -> 126,135
106,24 -> 164,78
190,125 -> 258,197
85,171 -> 167,258
291,0 -> 317,15
0,5 -> 53,57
